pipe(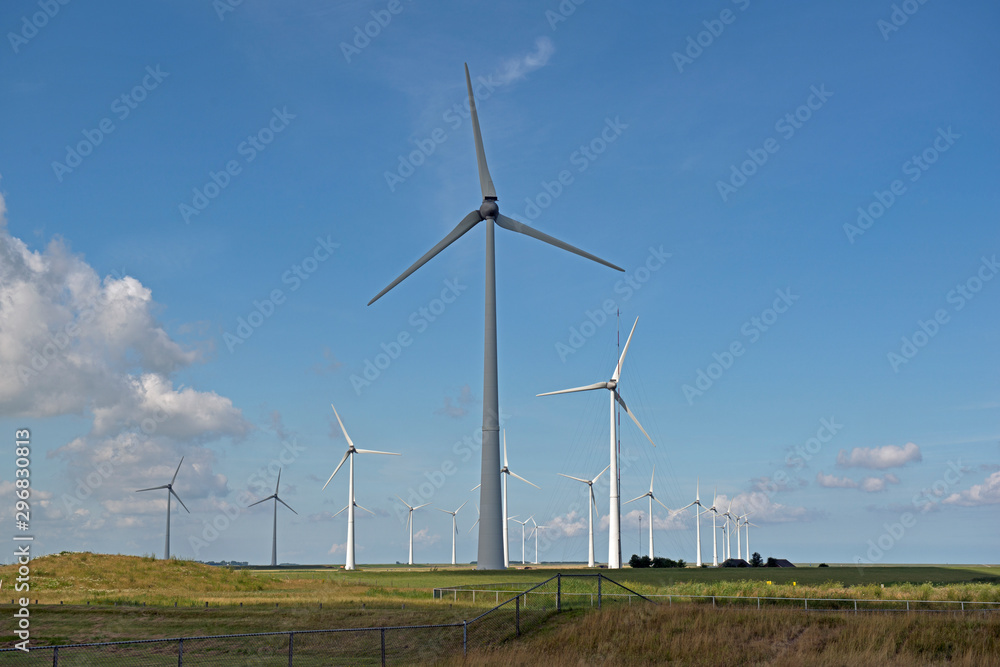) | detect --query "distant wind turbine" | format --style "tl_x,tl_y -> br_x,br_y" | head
368,65 -> 623,570
136,457 -> 190,560
703,489 -> 720,567
678,479 -> 704,567
323,403 -> 400,570
624,465 -> 669,559
557,464 -> 610,567
529,517 -> 545,565
248,468 -> 298,567
509,516 -> 532,565
397,496 -> 430,566
538,318 -> 656,569
436,501 -> 468,566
